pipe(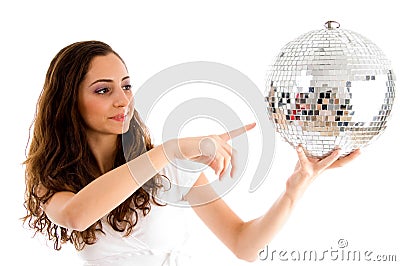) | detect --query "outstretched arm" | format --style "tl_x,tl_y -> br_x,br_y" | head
186,147 -> 360,262
42,123 -> 255,232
